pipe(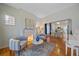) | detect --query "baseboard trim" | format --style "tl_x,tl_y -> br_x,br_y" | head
0,45 -> 8,49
